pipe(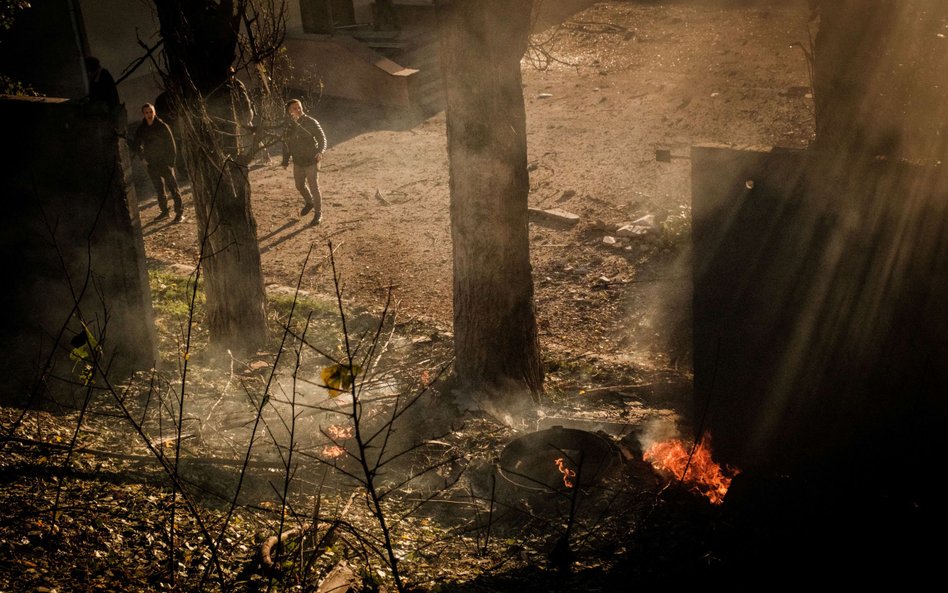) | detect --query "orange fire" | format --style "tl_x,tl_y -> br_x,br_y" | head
322,424 -> 352,459
554,457 -> 576,489
642,433 -> 738,504
326,424 -> 354,440
322,445 -> 347,459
